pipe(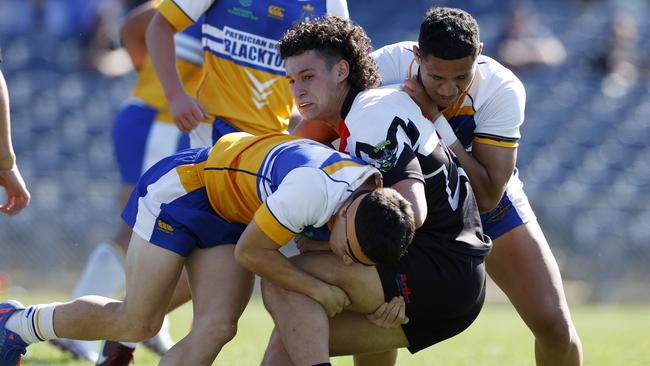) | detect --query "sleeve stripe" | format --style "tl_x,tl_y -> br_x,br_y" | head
321,160 -> 366,176
157,0 -> 194,32
473,135 -> 519,148
253,202 -> 295,245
